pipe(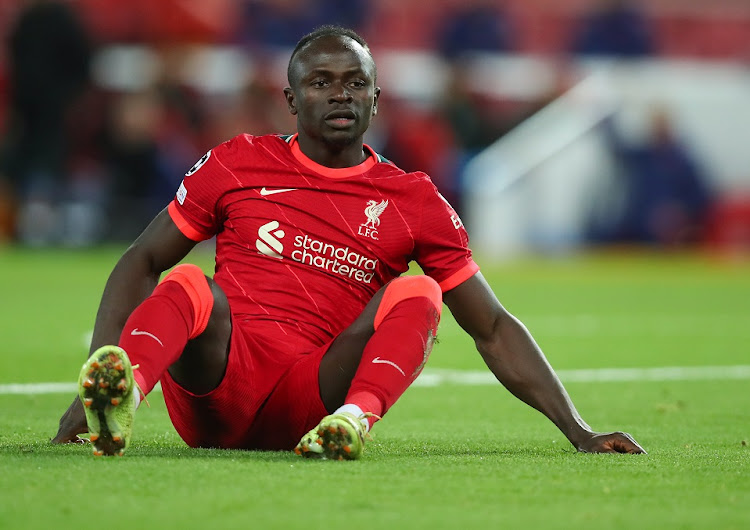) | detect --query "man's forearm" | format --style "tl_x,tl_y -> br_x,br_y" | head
476,313 -> 593,449
87,246 -> 161,355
